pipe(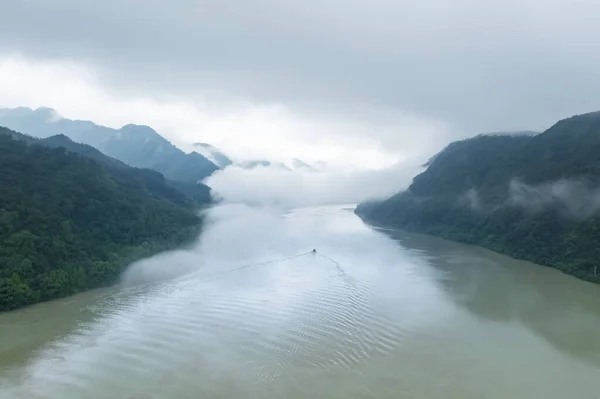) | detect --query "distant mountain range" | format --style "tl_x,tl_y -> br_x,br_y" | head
238,160 -> 290,170
192,142 -> 319,172
291,158 -> 316,171
235,158 -> 320,172
192,142 -> 318,172
192,142 -> 233,168
0,107 -> 320,180
0,107 -> 219,183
